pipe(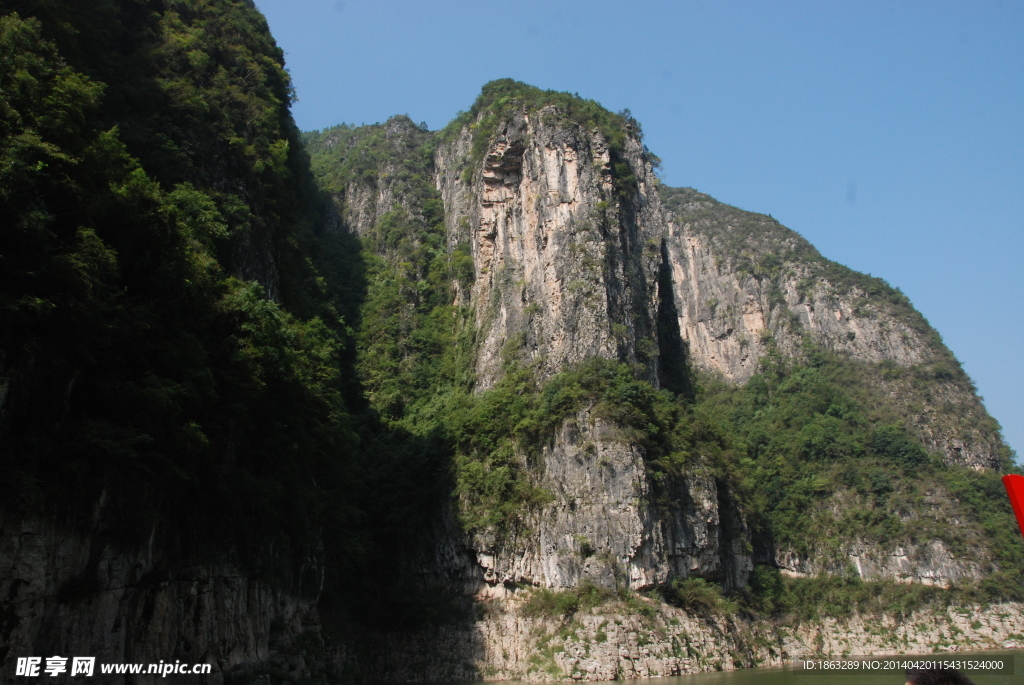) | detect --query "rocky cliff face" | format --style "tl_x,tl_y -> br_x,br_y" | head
0,517 -> 326,683
435,107 -> 664,391
661,191 -> 929,383
660,187 -> 1006,471
323,97 -> 1007,605
426,107 -> 754,596
462,407 -> 749,595
773,538 -> 983,587
334,594 -> 1024,682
